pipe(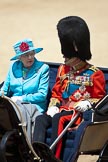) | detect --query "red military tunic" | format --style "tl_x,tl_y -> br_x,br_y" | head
49,63 -> 106,158
49,64 -> 105,108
